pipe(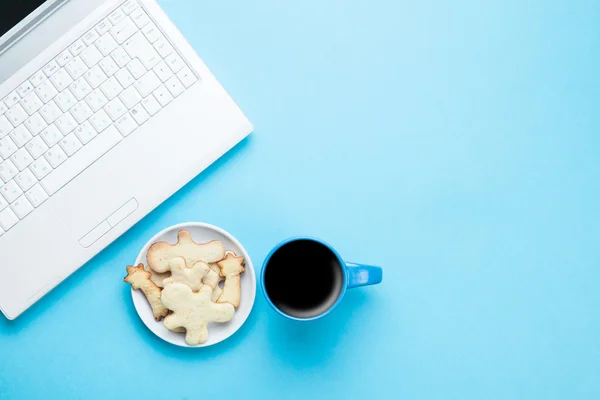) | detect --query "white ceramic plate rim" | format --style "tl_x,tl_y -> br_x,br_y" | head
131,222 -> 256,347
